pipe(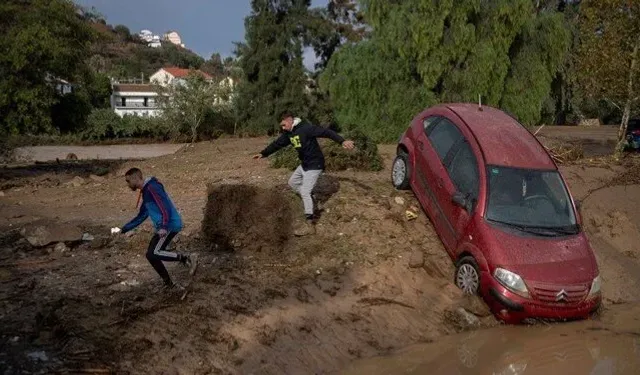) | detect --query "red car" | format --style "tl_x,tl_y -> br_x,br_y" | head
392,103 -> 601,323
